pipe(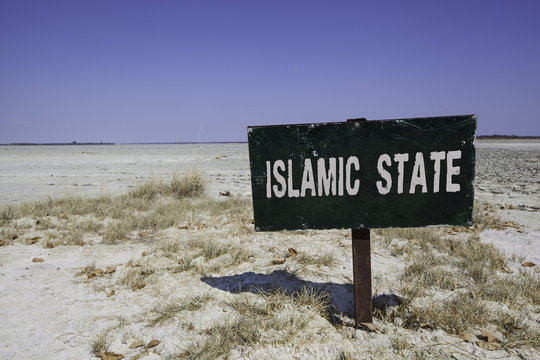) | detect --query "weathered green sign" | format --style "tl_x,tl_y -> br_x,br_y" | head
248,115 -> 476,231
